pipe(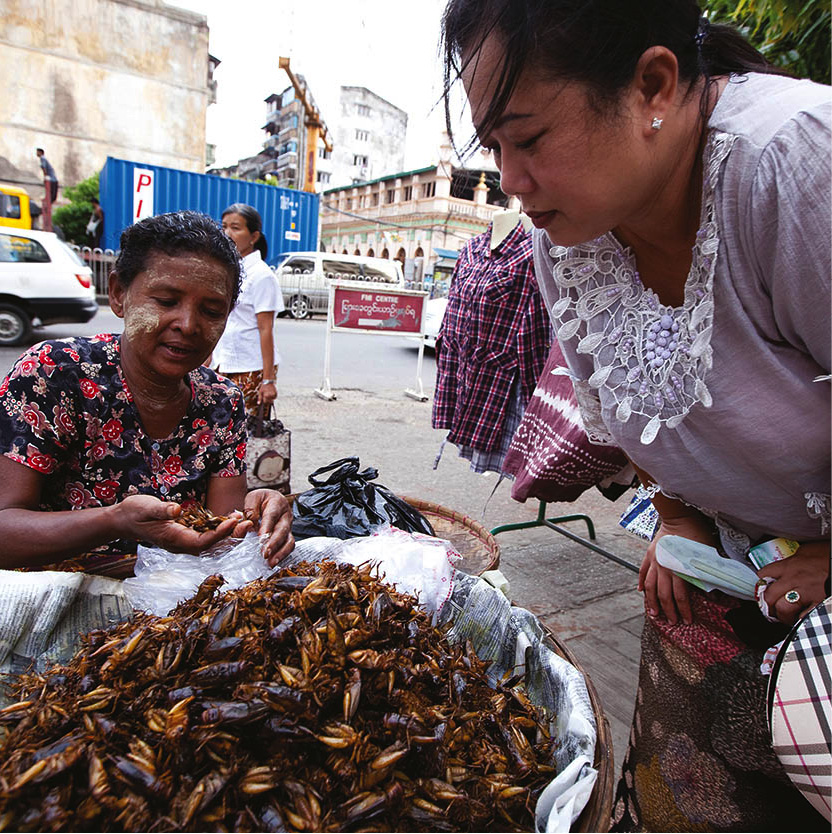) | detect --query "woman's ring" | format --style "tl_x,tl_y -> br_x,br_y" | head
784,589 -> 801,605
